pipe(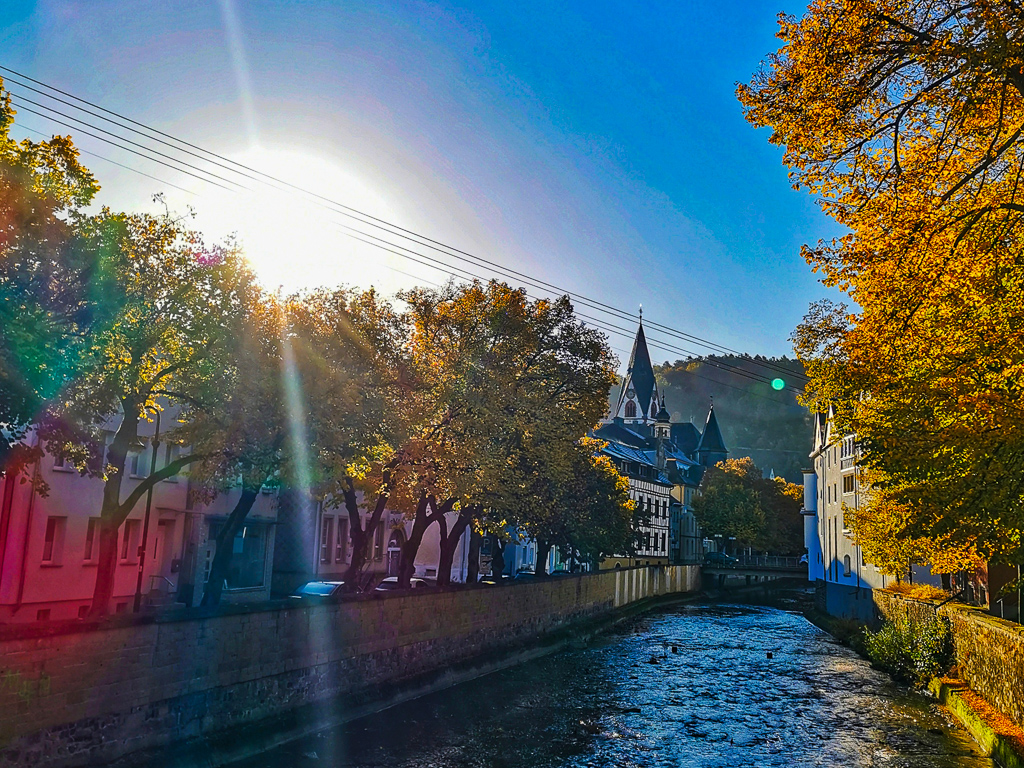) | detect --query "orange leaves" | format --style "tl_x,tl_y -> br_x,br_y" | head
747,2 -> 1024,563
